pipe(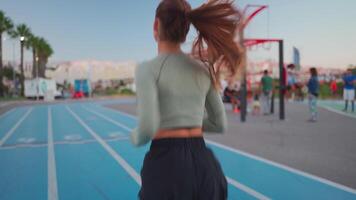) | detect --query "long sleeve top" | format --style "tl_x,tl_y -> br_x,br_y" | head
307,76 -> 319,96
131,52 -> 227,146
